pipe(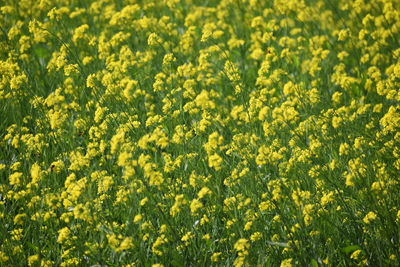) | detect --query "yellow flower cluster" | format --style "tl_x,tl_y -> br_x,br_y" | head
1,0 -> 400,266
